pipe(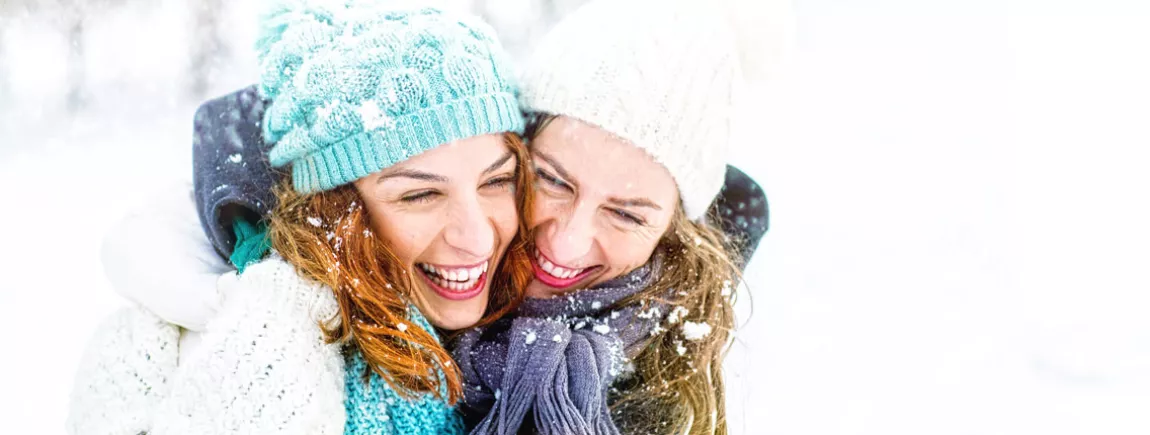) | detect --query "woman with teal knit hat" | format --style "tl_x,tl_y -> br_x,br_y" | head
66,1 -> 535,433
